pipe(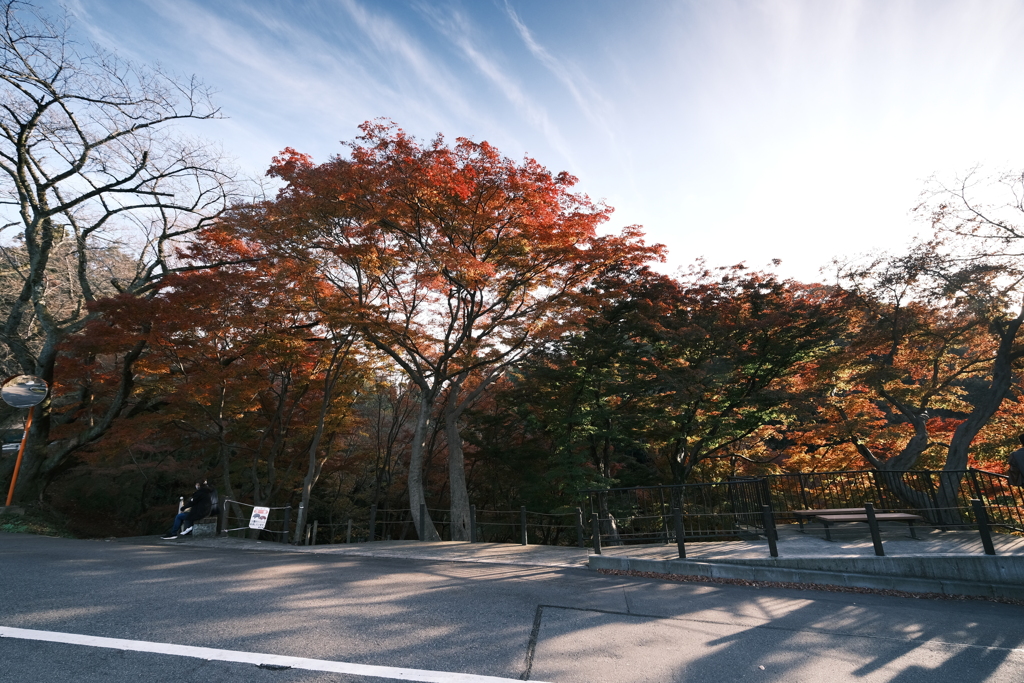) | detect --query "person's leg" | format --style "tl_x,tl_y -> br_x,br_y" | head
169,512 -> 188,534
